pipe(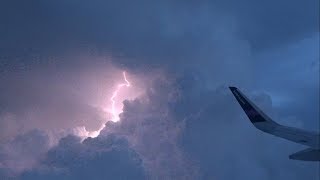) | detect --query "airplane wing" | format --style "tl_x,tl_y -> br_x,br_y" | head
229,87 -> 320,149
